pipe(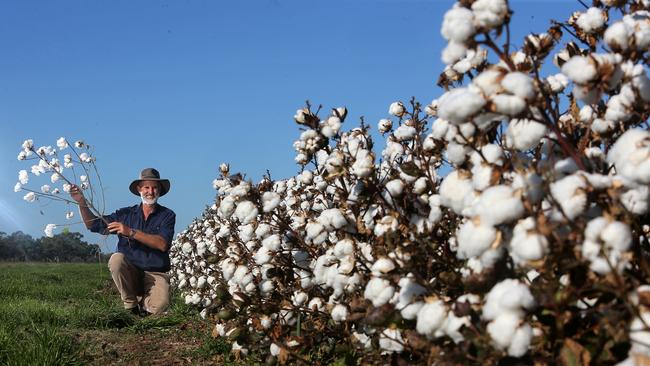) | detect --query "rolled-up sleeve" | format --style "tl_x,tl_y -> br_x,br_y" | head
88,212 -> 117,235
157,211 -> 176,250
